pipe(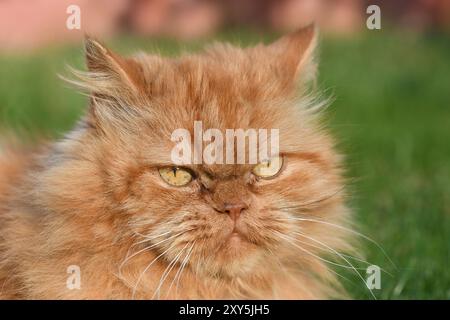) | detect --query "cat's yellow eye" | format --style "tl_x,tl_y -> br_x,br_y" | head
252,156 -> 284,179
159,167 -> 193,187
